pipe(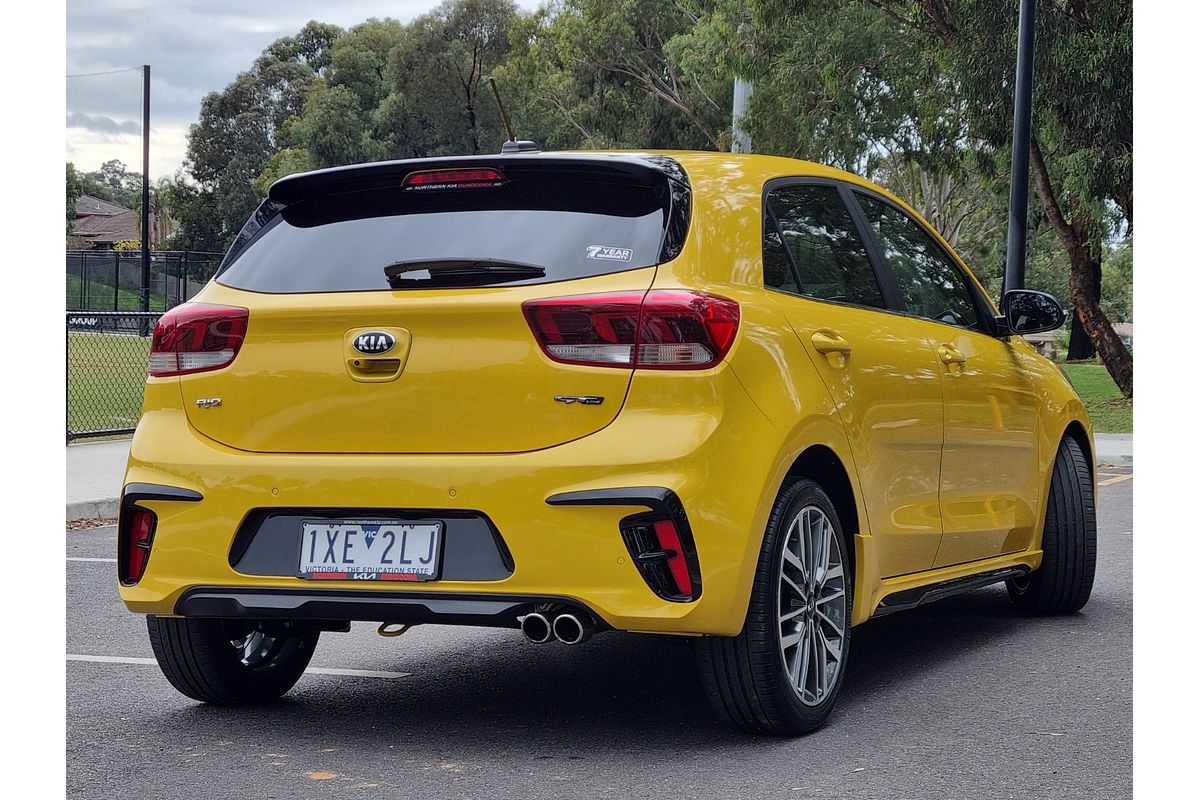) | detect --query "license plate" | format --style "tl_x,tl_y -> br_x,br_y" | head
298,520 -> 442,581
